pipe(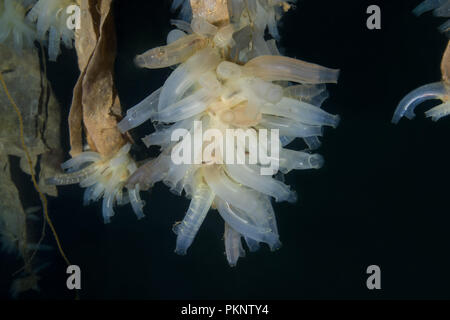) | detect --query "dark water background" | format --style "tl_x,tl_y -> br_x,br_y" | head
1,0 -> 450,299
